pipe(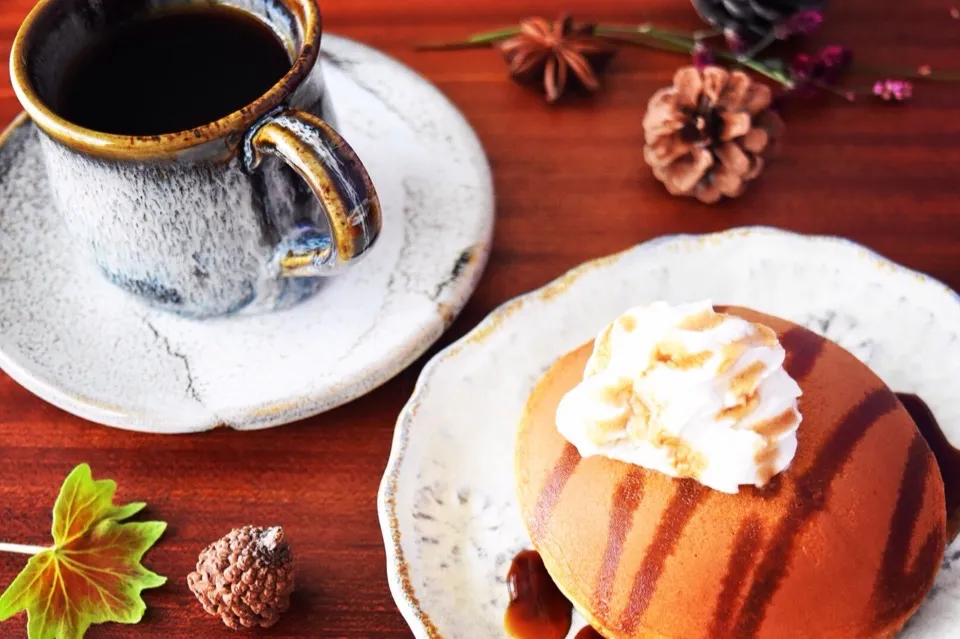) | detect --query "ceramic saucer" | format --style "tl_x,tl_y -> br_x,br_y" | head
0,35 -> 494,433
378,227 -> 960,638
